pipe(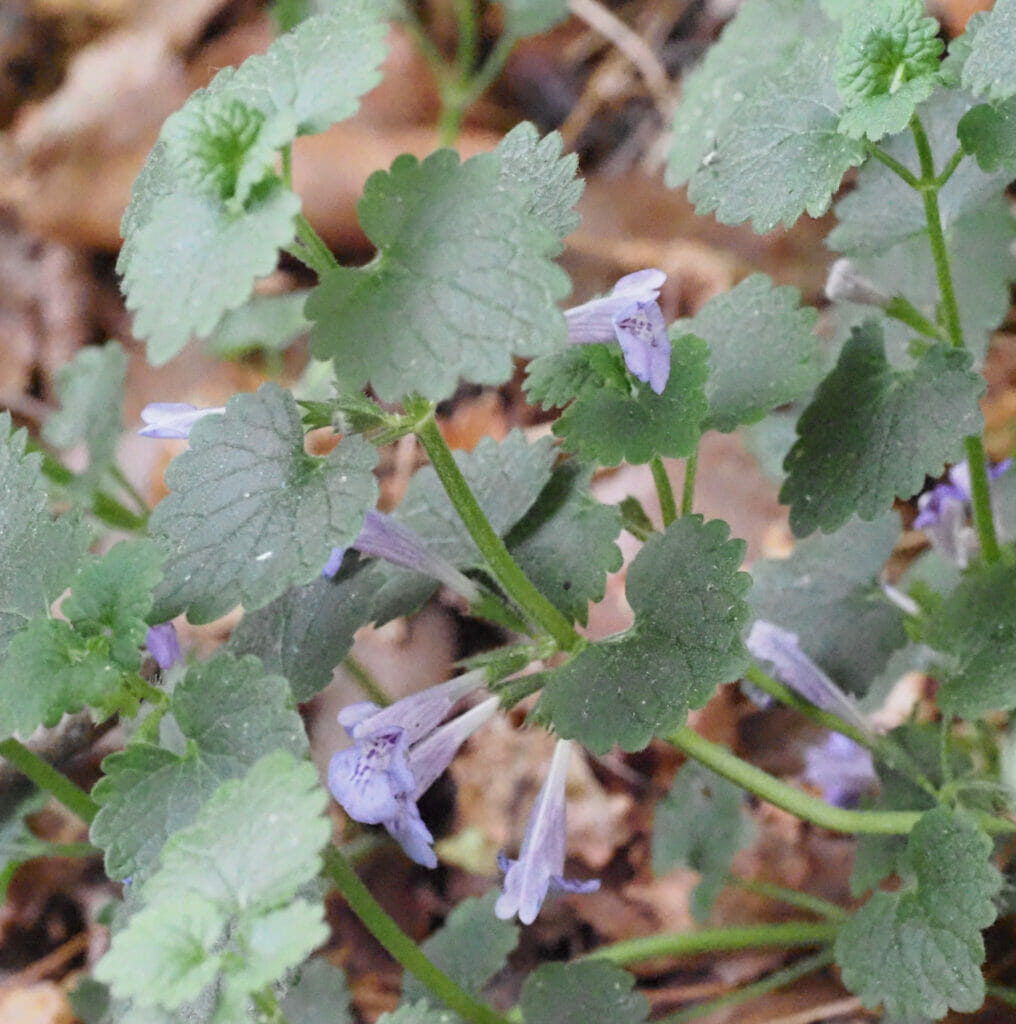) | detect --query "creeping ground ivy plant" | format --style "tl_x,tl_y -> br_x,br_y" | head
6,0 -> 1016,1021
